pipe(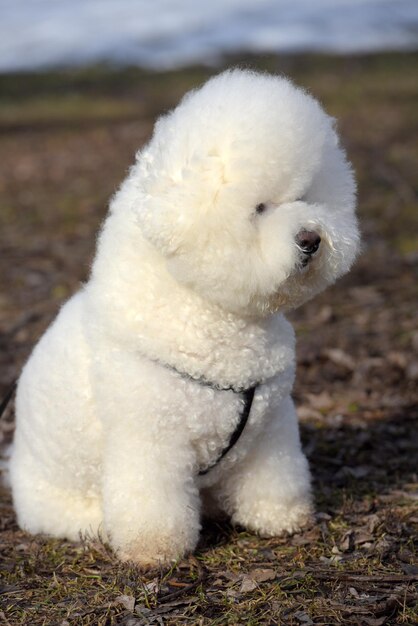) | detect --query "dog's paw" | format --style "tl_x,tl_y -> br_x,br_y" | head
118,547 -> 177,571
232,496 -> 314,538
115,526 -> 199,570
118,541 -> 183,571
